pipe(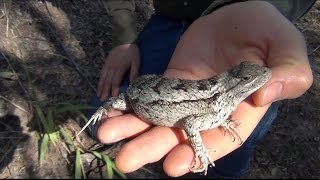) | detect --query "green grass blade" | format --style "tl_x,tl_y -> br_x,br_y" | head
39,134 -> 49,166
47,109 -> 55,131
92,151 -> 127,179
91,151 -> 102,159
102,154 -> 114,179
75,148 -> 82,179
21,62 -> 37,99
48,133 -> 58,147
111,163 -> 127,179
46,109 -> 58,146
34,104 -> 51,132
34,105 -> 59,146
78,112 -> 89,123
92,151 -> 113,178
59,128 -> 74,146
271,167 -> 279,177
0,71 -> 19,80
102,154 -> 127,179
